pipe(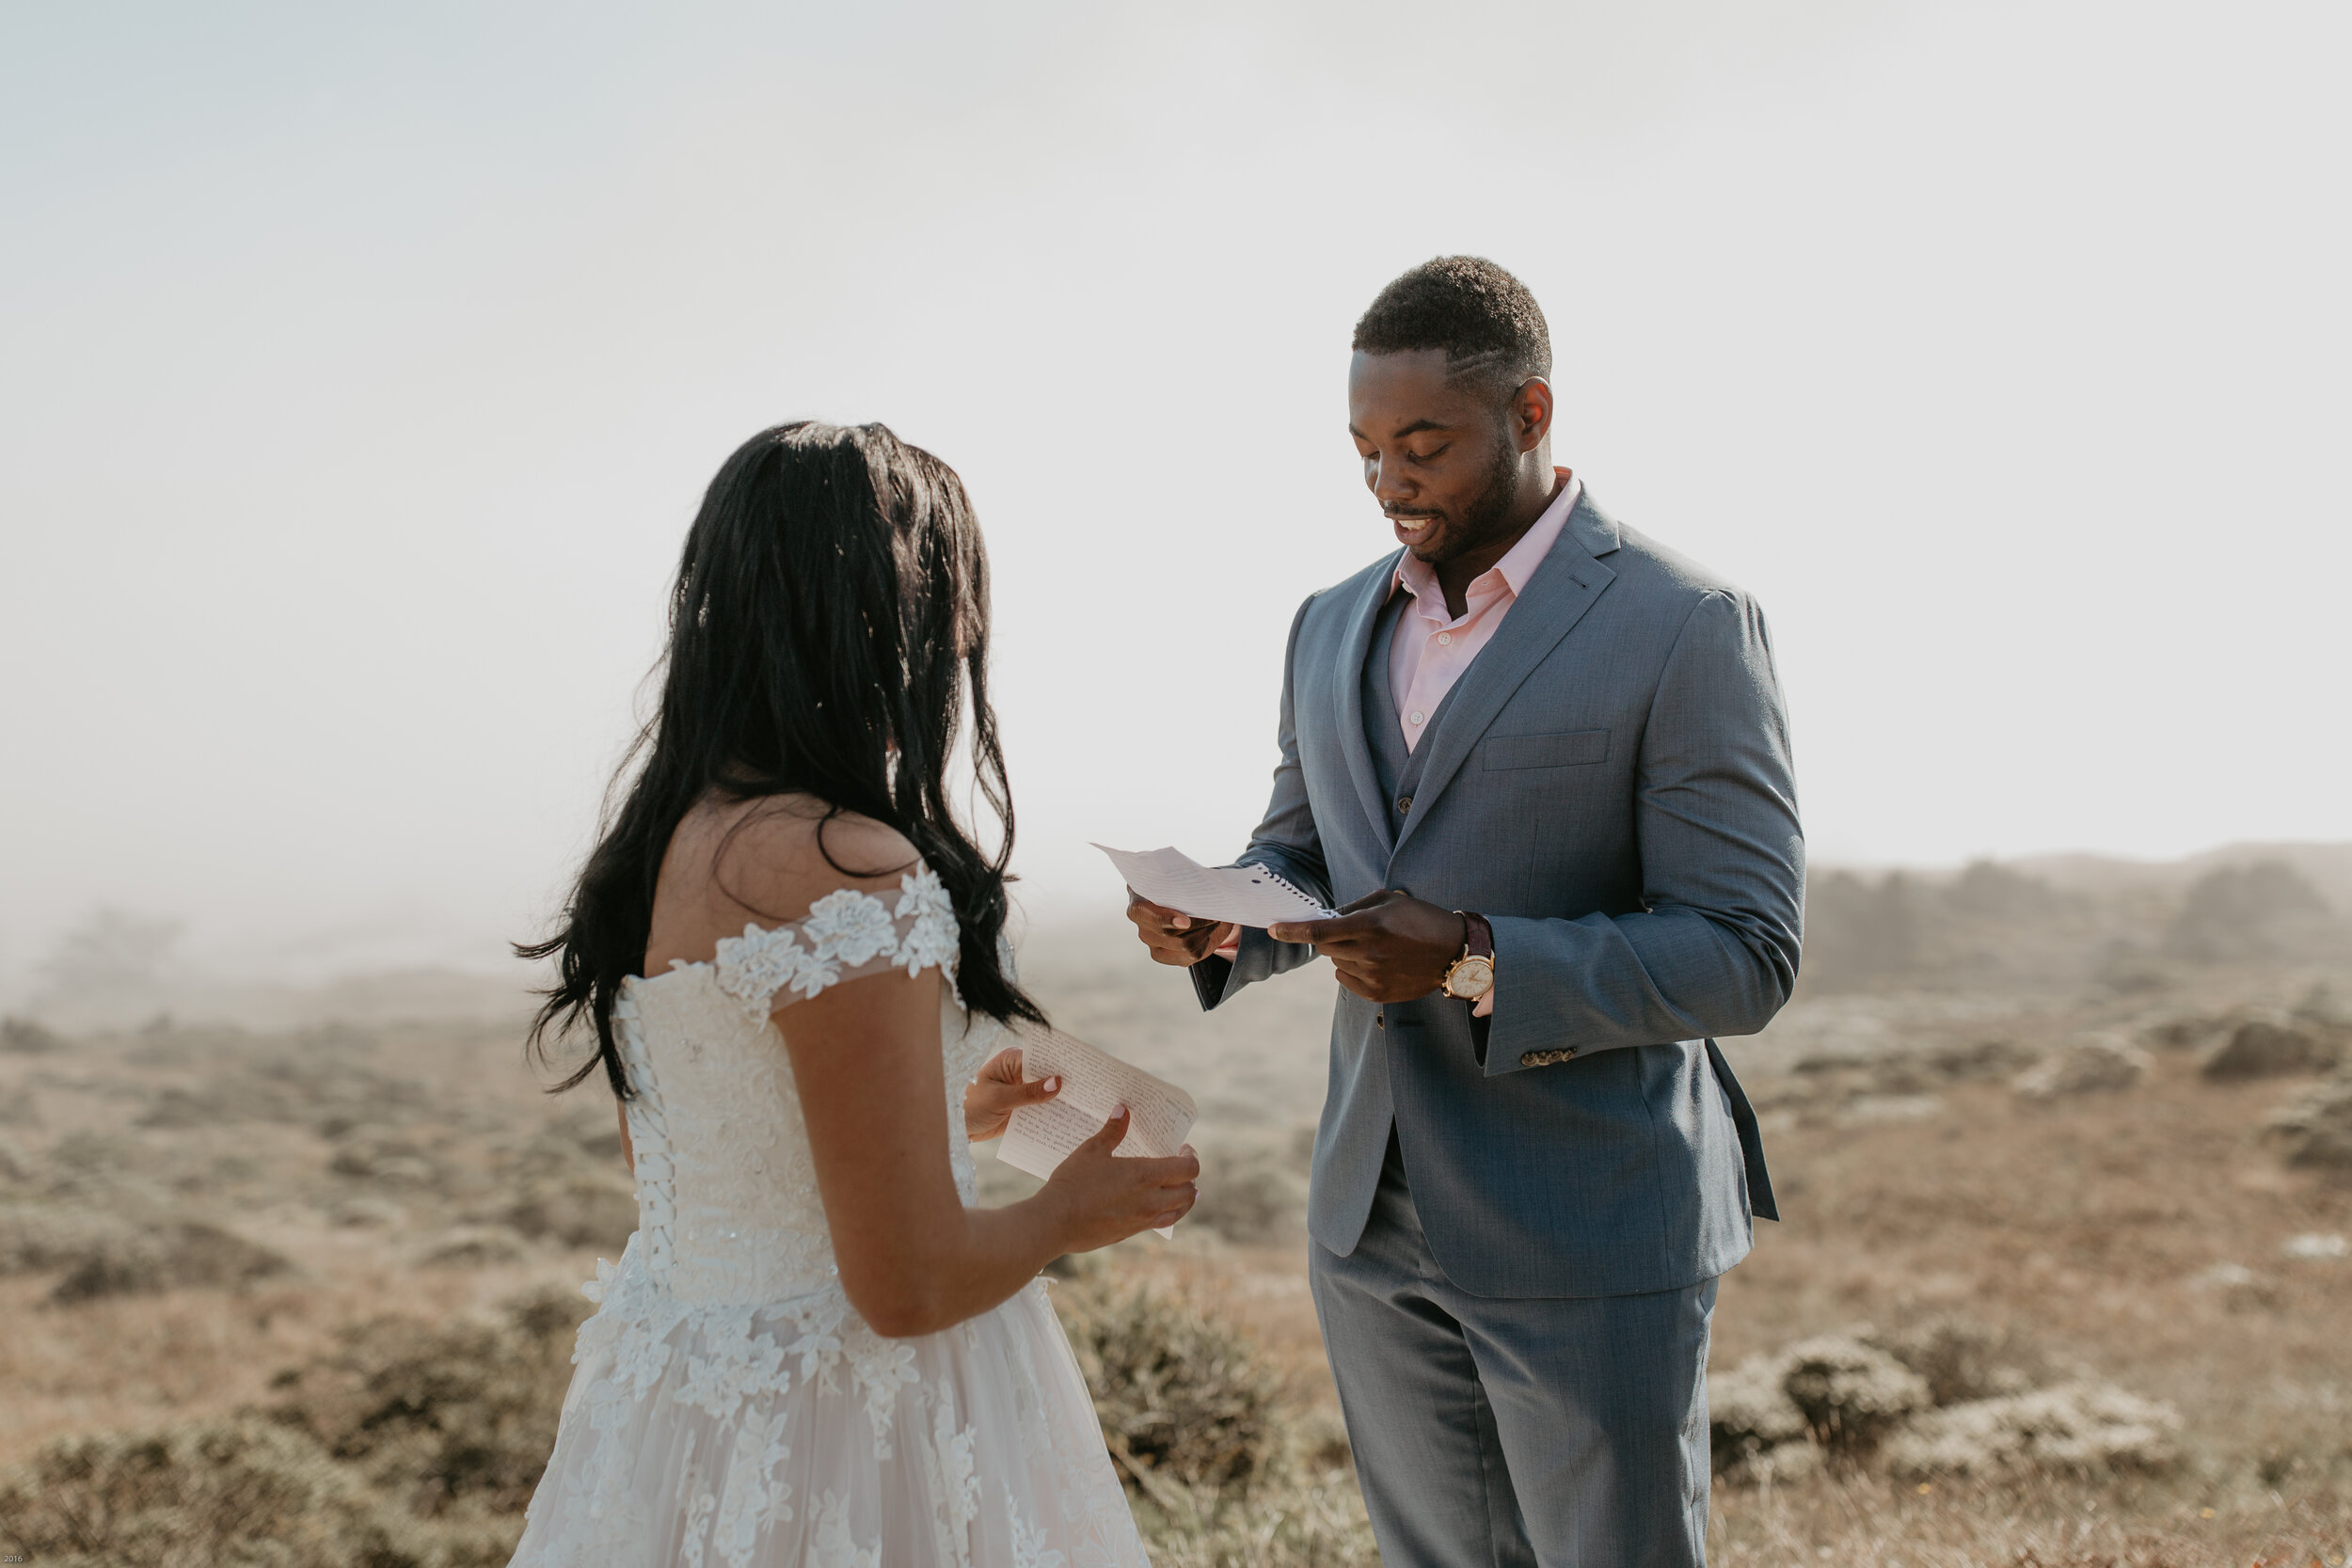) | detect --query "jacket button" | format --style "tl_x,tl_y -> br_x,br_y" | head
1396,796 -> 1412,814
1520,1051 -> 1539,1067
1375,1015 -> 1386,1030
